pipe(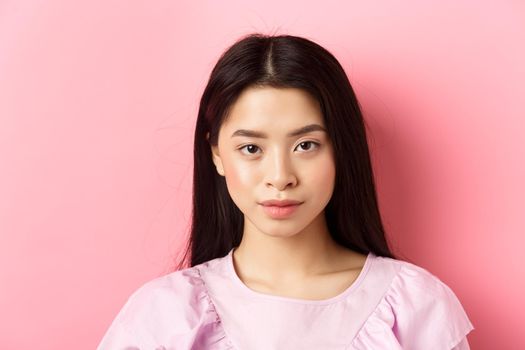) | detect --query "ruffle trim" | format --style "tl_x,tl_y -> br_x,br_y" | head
180,266 -> 236,349
351,263 -> 474,350
351,290 -> 402,349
